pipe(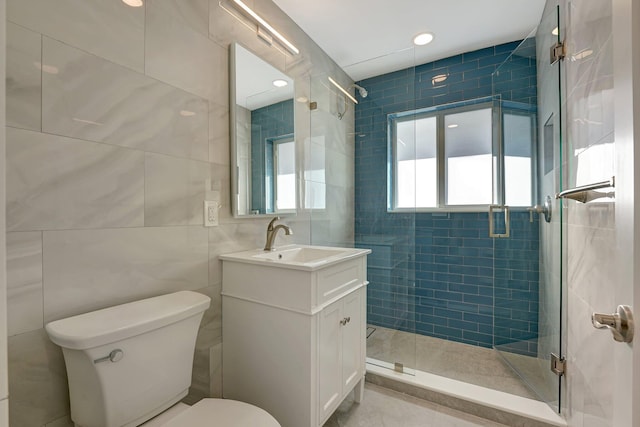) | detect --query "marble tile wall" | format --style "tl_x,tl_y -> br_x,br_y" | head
4,1 -> 354,426
1,1 -> 8,425
559,0 -> 617,425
